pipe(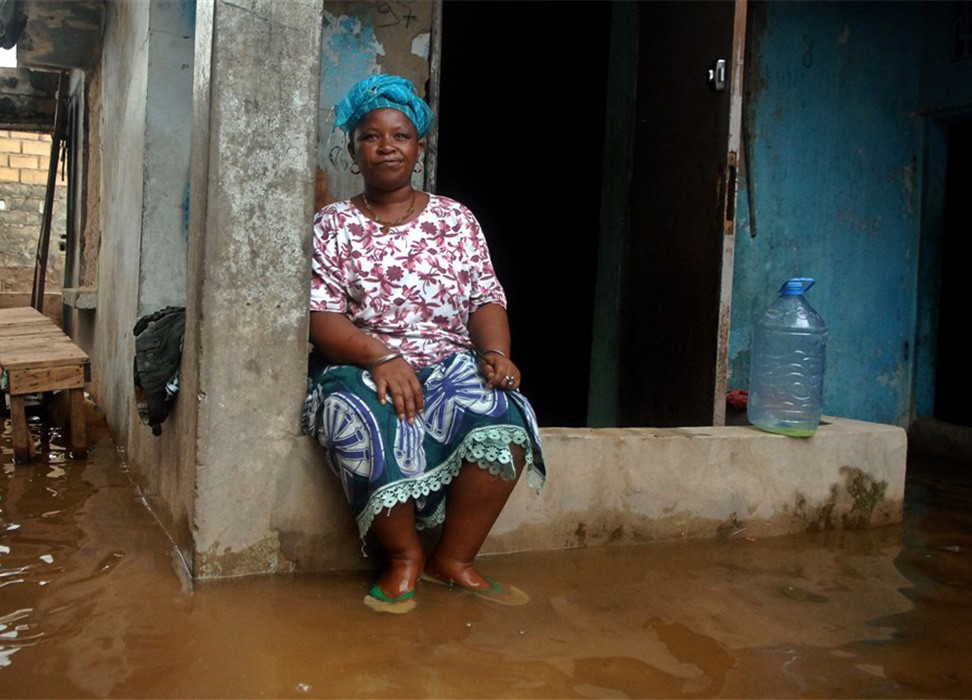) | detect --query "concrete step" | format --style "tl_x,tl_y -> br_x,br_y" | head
488,417 -> 906,554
